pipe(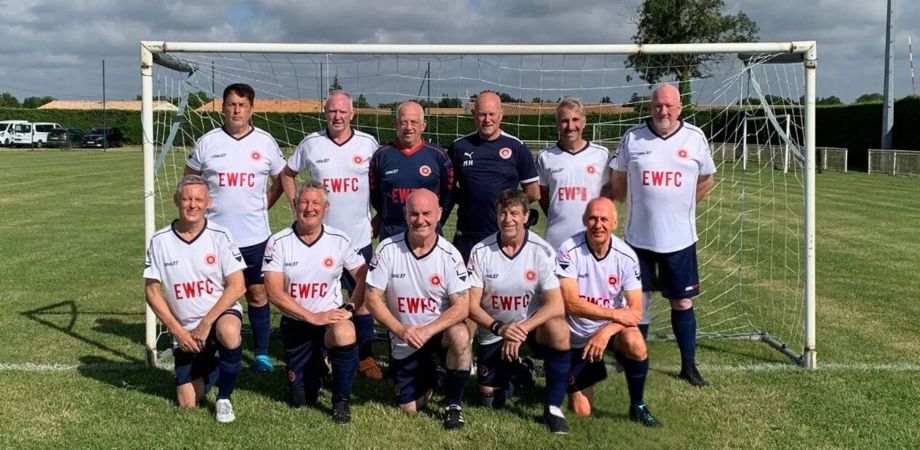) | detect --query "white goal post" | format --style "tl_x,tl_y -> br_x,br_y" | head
140,41 -> 818,370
